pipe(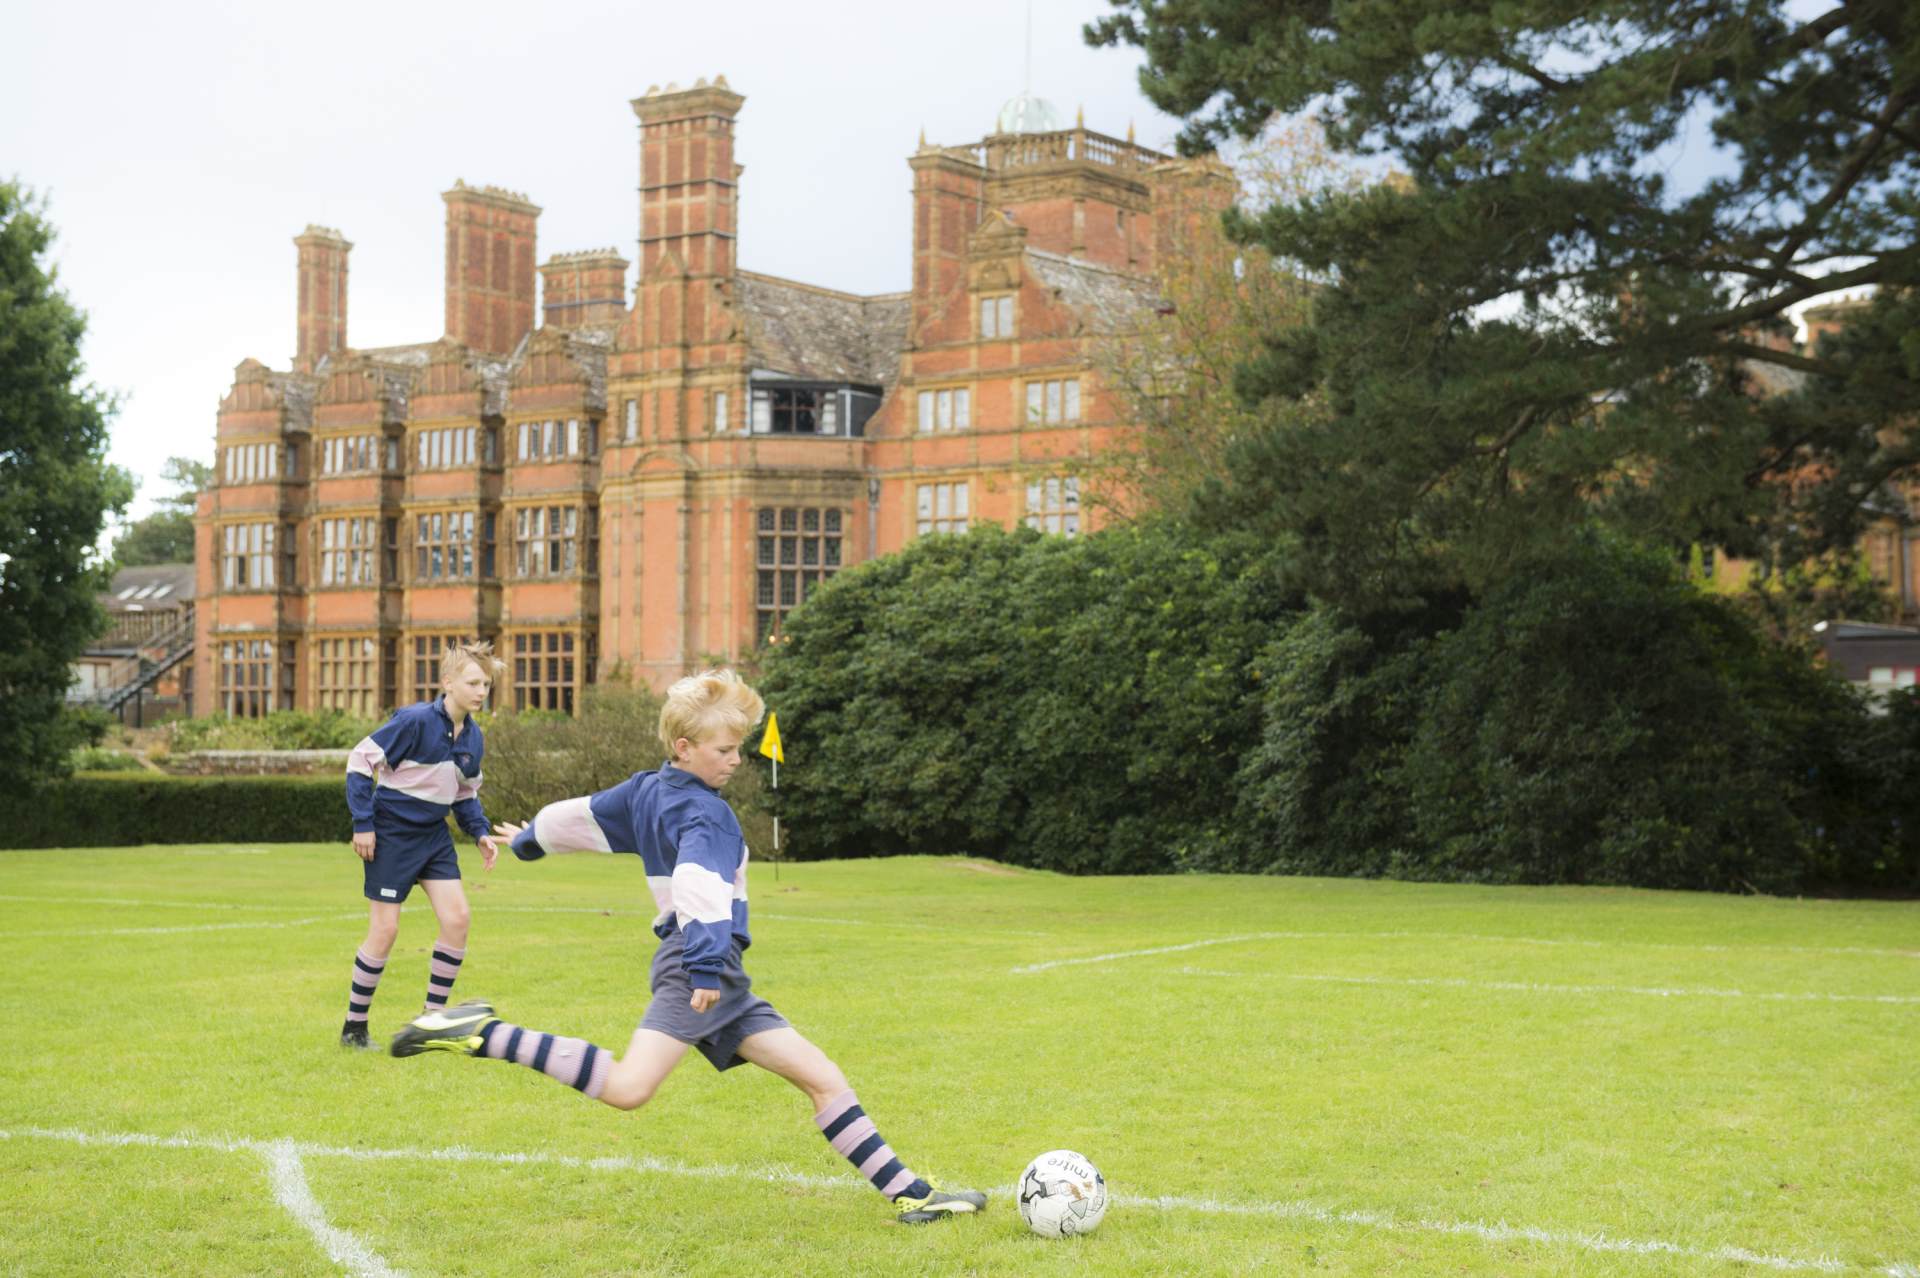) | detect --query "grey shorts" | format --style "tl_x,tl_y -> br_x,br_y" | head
639,930 -> 789,1071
